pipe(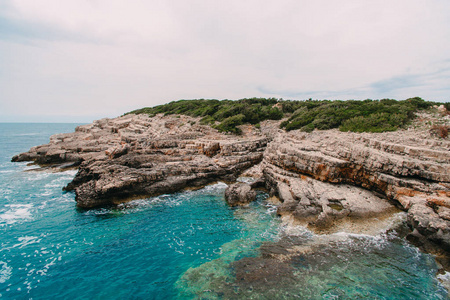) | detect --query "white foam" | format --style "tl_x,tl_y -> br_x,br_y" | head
0,261 -> 12,284
41,190 -> 52,196
199,181 -> 228,193
0,204 -> 33,226
61,170 -> 78,177
275,213 -> 411,254
0,170 -> 14,174
36,257 -> 57,276
110,181 -> 231,213
263,202 -> 278,215
0,188 -> 12,196
13,133 -> 40,136
13,236 -> 41,249
236,177 -> 256,184
278,216 -> 315,238
437,271 -> 450,292
44,182 -> 62,188
24,172 -> 52,181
